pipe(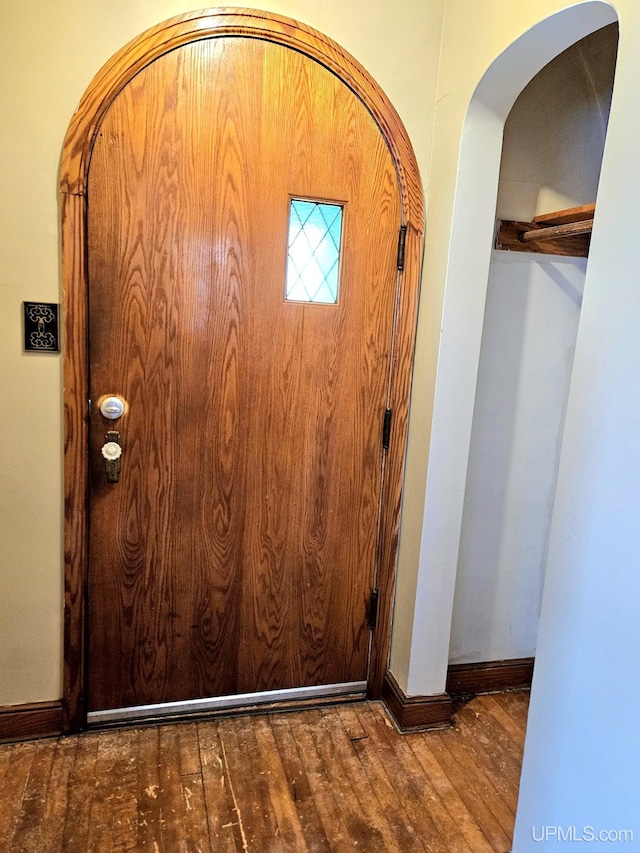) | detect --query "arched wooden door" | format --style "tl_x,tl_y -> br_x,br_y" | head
61,11 -> 424,730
